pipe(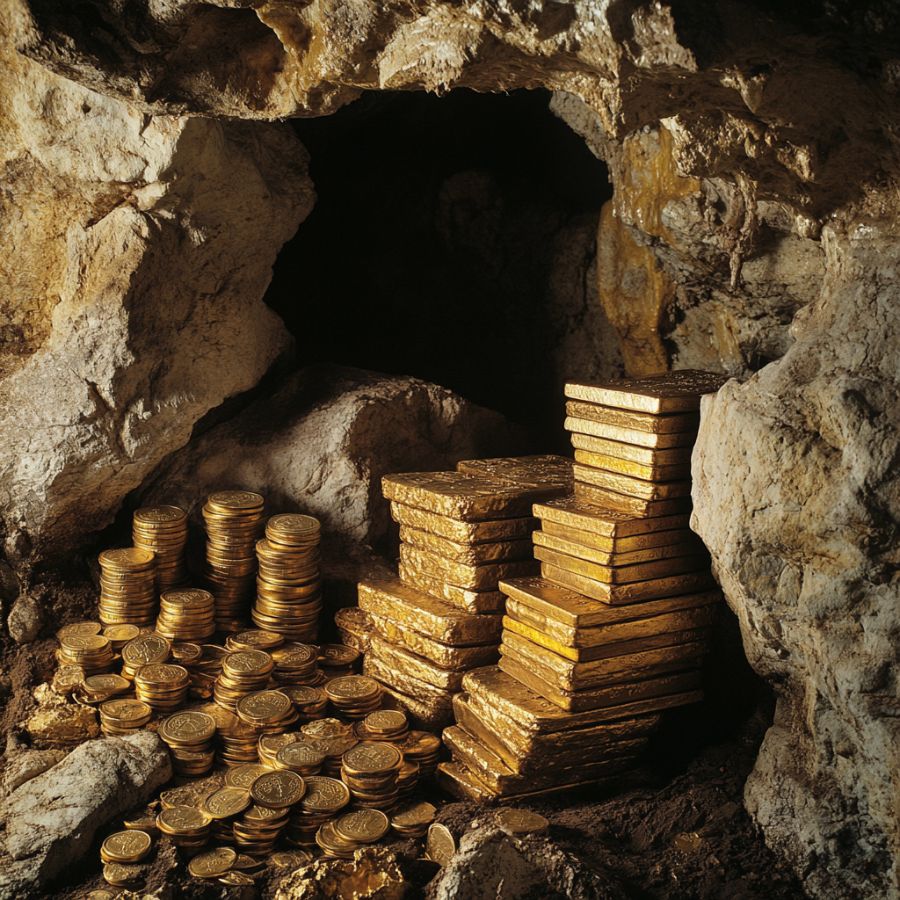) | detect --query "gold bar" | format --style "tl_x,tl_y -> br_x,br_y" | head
540,520 -> 693,552
533,496 -> 690,538
371,676 -> 454,731
367,611 -> 498,669
399,544 -> 535,591
463,665 -> 702,734
358,576 -> 502,645
573,464 -> 691,501
498,656 -> 702,712
533,529 -> 703,566
565,371 -> 729,413
500,631 -> 707,690
571,433 -> 694,466
367,633 -> 465,690
565,400 -> 699,434
455,455 -> 573,489
499,576 -> 721,630
390,502 -> 535,543
382,471 -> 564,521
334,606 -> 373,655
565,417 -> 695,449
541,562 -> 716,605
573,481 -> 692,517
573,449 -> 690,482
534,546 -> 707,585
364,655 -> 455,709
399,526 -> 532,565
435,760 -> 495,801
398,565 -> 507,614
